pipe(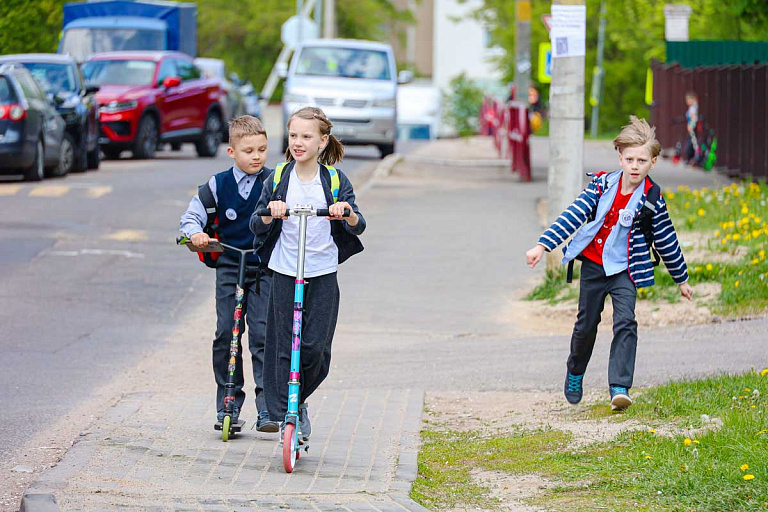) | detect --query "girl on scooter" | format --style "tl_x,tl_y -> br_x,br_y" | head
249,106 -> 366,442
